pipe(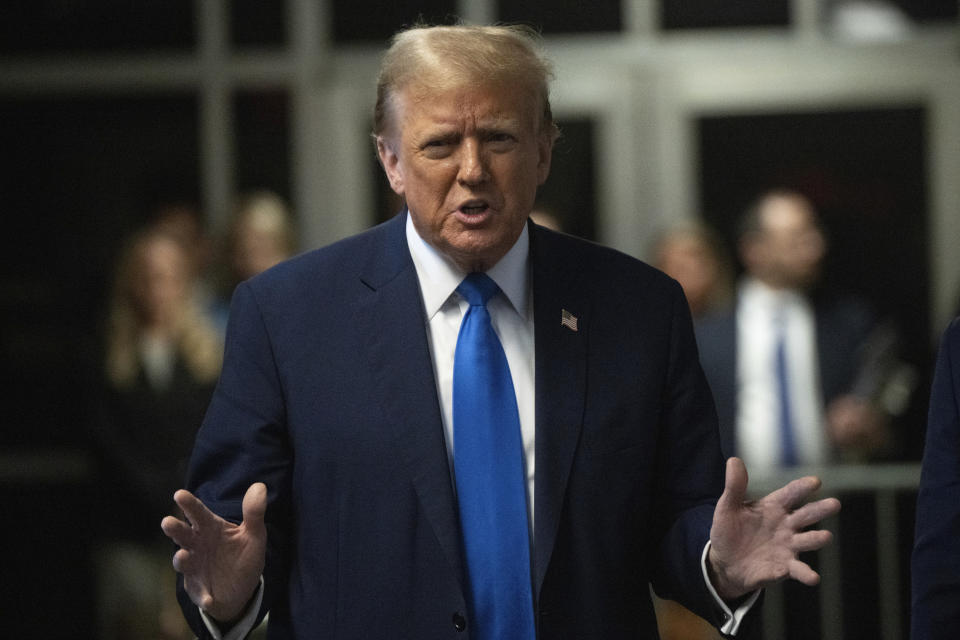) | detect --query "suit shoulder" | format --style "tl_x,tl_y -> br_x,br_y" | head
940,317 -> 960,358
944,316 -> 960,339
246,216 -> 400,297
